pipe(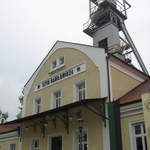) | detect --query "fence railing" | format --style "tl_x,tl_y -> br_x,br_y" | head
90,0 -> 131,17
